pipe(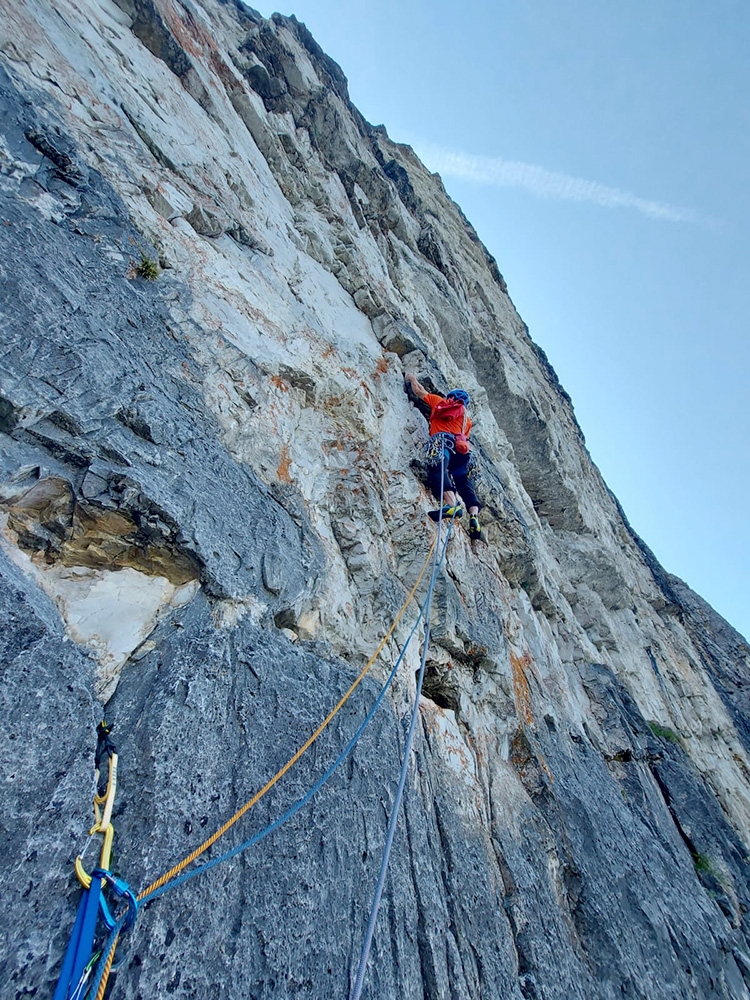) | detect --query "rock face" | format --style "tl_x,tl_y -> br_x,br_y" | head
1,3 -> 750,998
